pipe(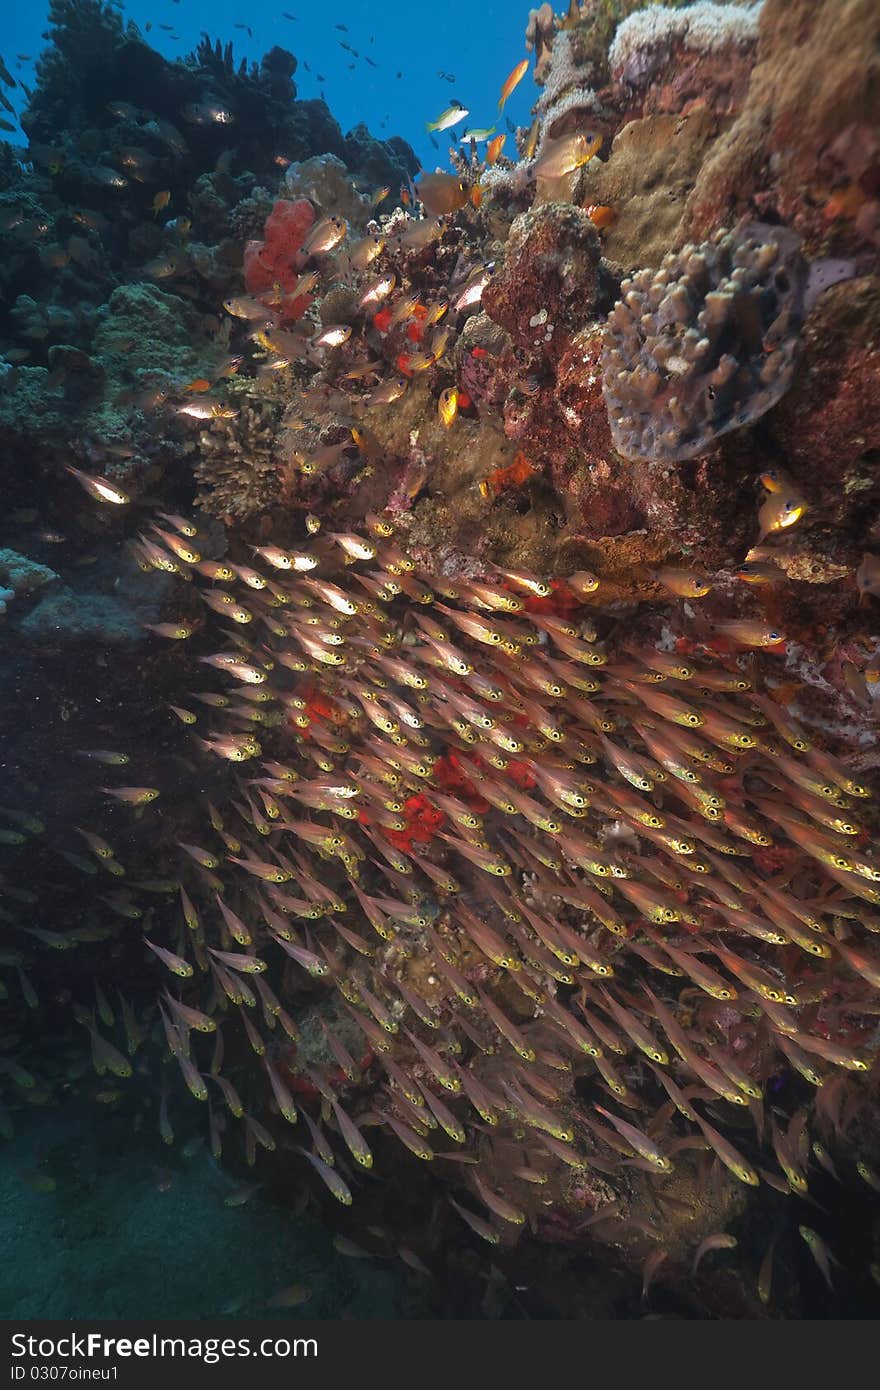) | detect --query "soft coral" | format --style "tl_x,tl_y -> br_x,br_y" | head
243,198 -> 316,324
